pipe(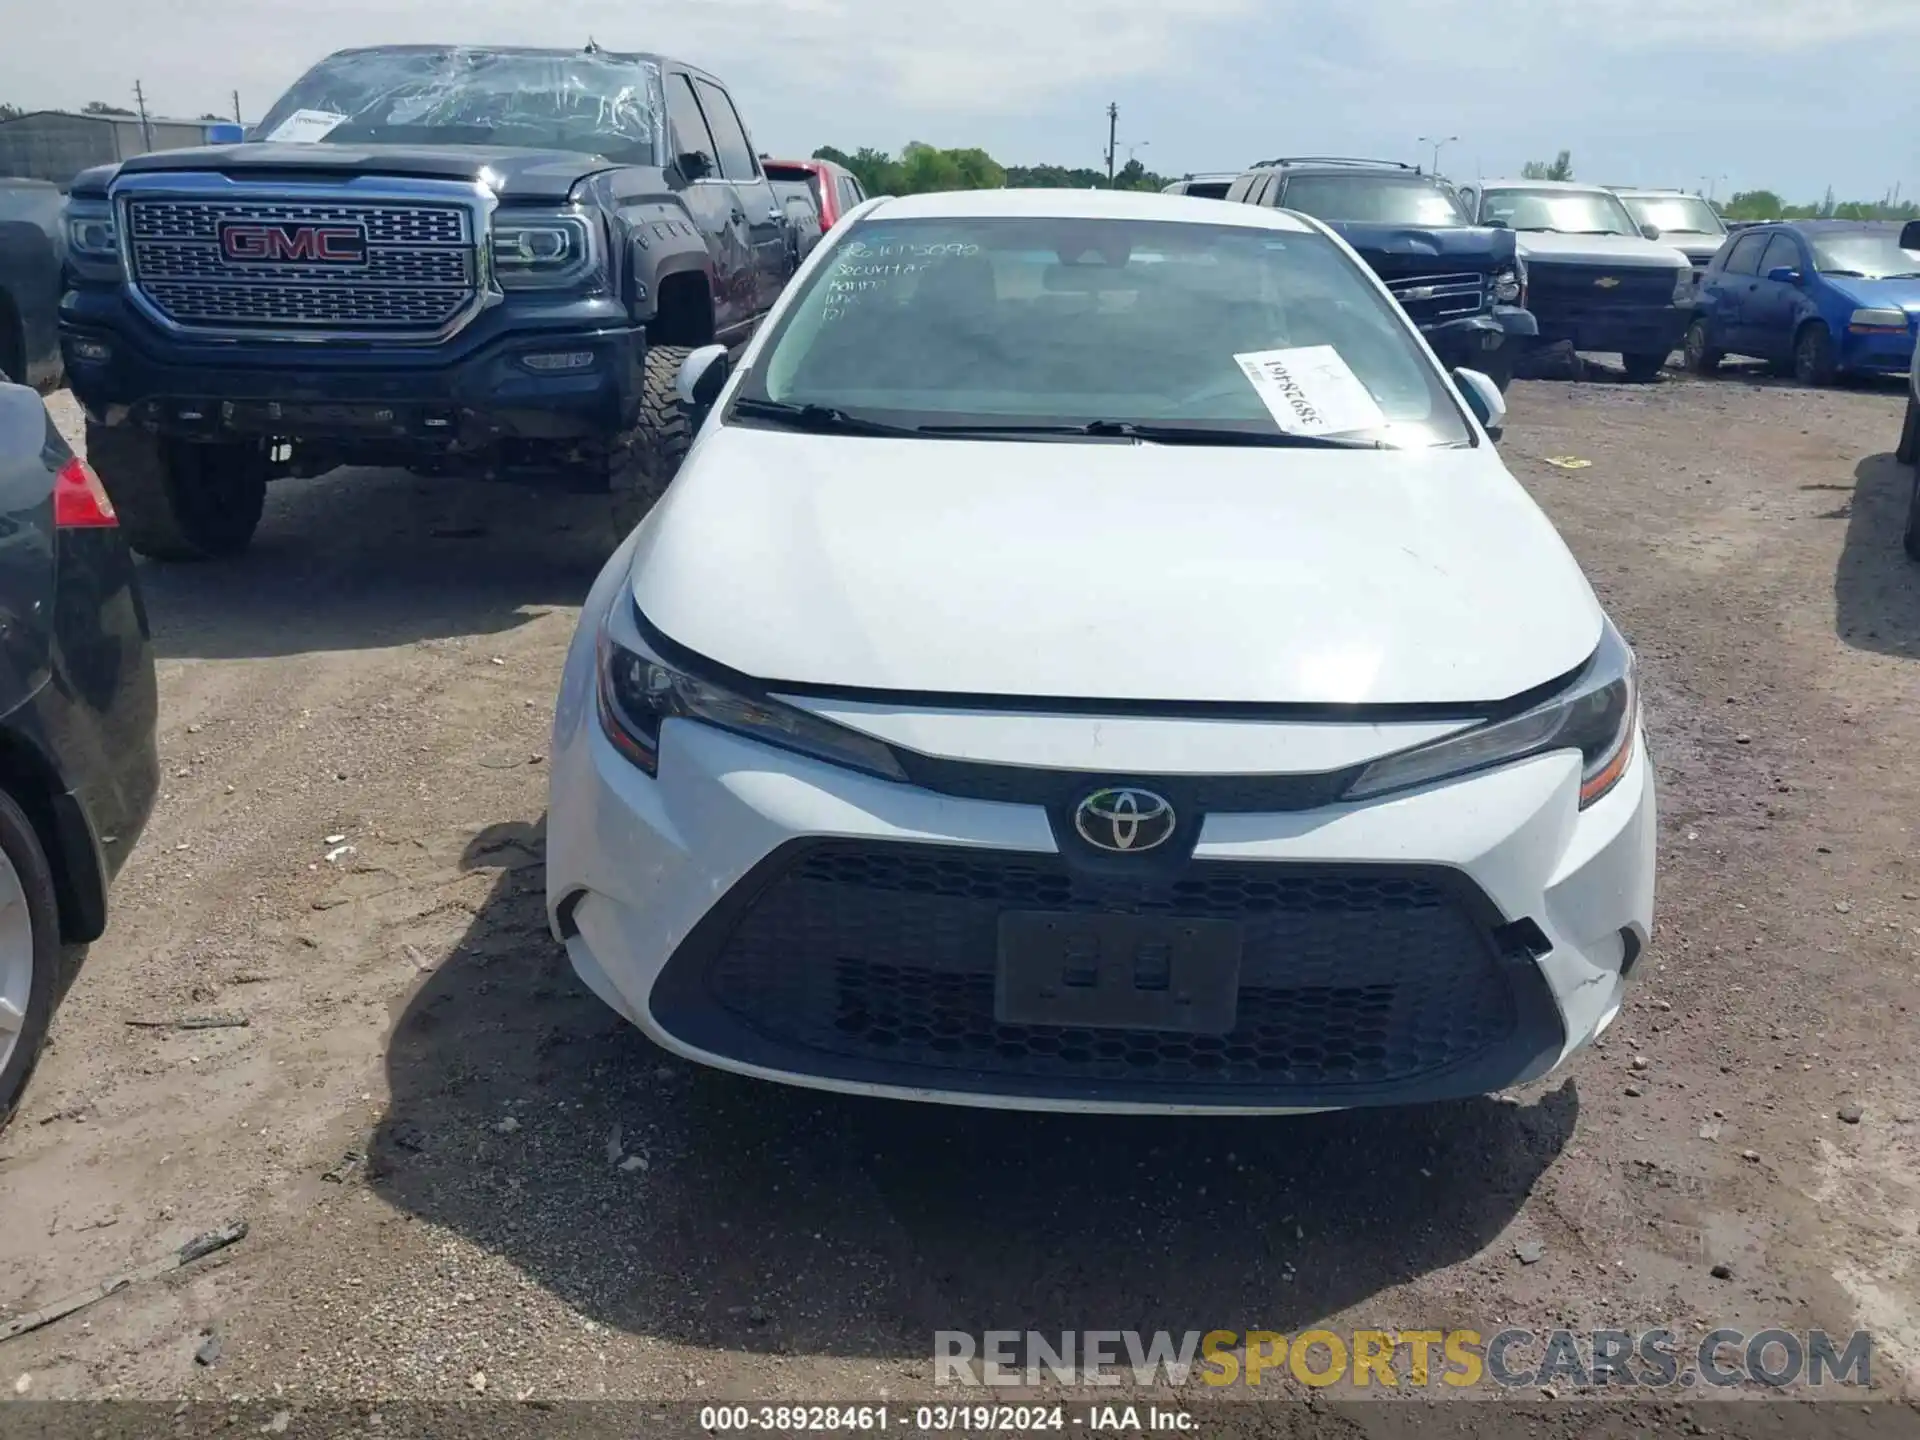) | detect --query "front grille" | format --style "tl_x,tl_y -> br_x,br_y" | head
1384,271 -> 1486,324
653,841 -> 1562,1106
125,194 -> 478,334
1527,261 -> 1677,310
